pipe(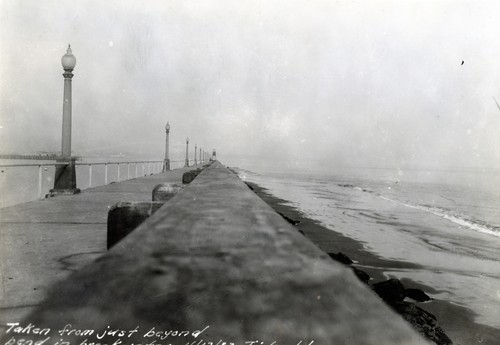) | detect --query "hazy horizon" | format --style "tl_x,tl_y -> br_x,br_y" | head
2,0 -> 500,172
